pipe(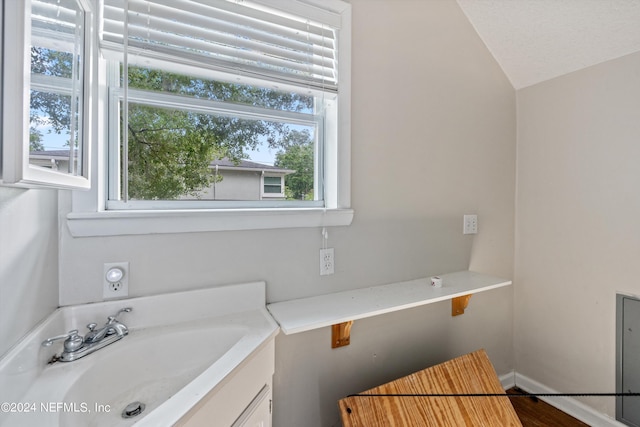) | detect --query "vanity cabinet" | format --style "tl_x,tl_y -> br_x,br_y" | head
232,384 -> 272,427
176,339 -> 275,427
